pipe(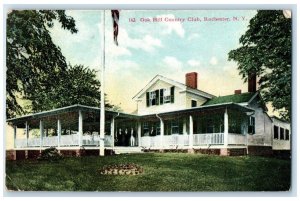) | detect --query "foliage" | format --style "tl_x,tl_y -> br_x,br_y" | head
29,64 -> 114,111
228,10 -> 292,120
6,153 -> 290,191
37,147 -> 62,161
6,10 -> 77,118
